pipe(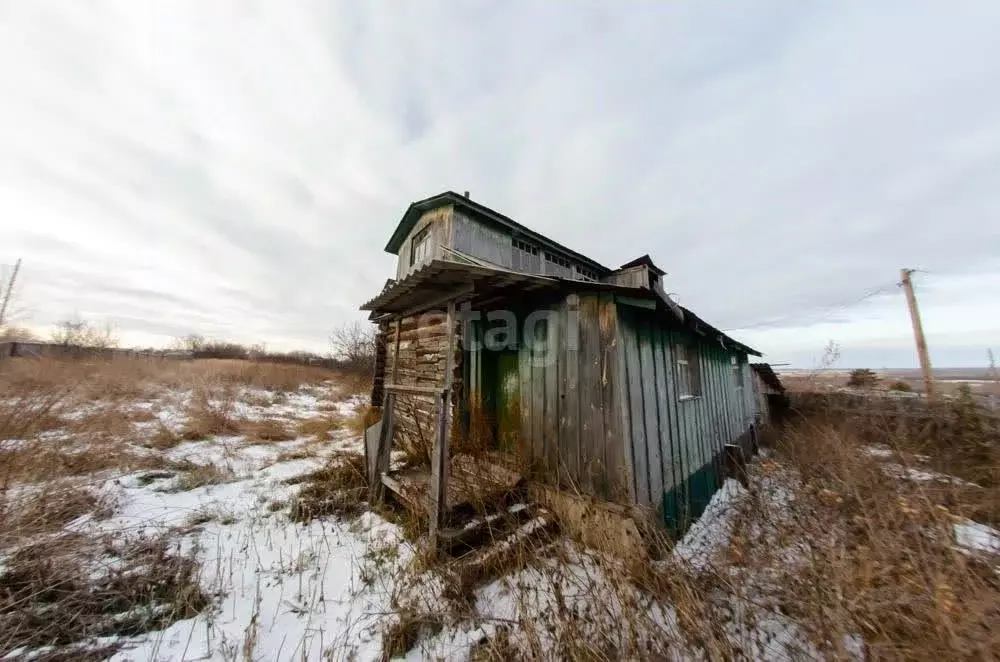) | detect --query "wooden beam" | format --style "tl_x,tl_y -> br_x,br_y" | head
369,392 -> 395,503
396,283 -> 475,318
428,301 -> 456,547
384,384 -> 446,396
390,318 -> 402,383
